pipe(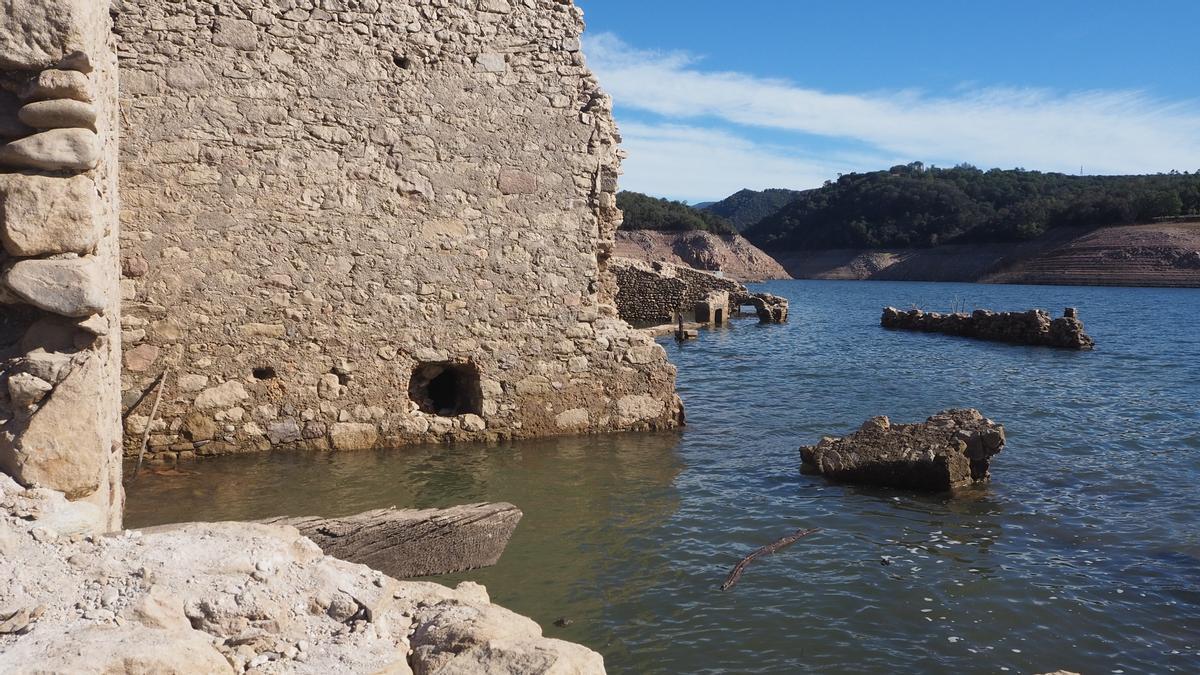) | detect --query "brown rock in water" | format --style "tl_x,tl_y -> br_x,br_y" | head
800,409 -> 1006,492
